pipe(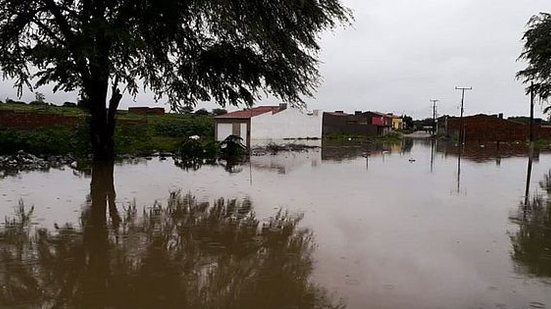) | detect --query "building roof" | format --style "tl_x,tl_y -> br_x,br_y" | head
324,112 -> 350,116
365,111 -> 393,118
446,114 -> 528,126
215,106 -> 281,119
